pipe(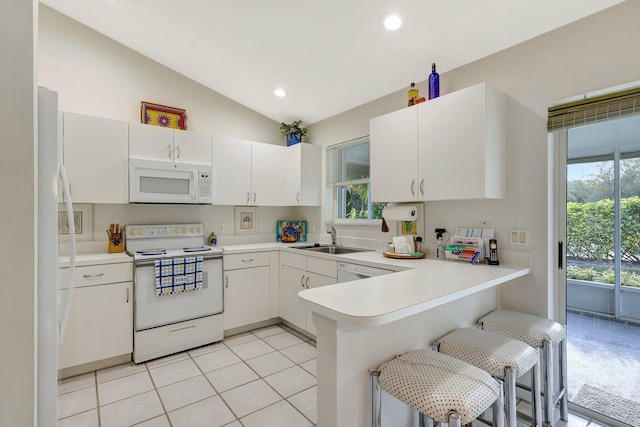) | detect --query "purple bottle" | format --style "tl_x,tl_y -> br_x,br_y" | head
428,62 -> 439,99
